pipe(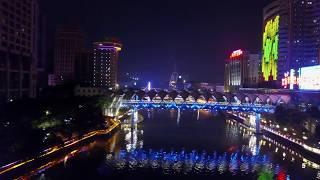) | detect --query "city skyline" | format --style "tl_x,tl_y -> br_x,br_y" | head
41,0 -> 271,87
2,1 -> 320,179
